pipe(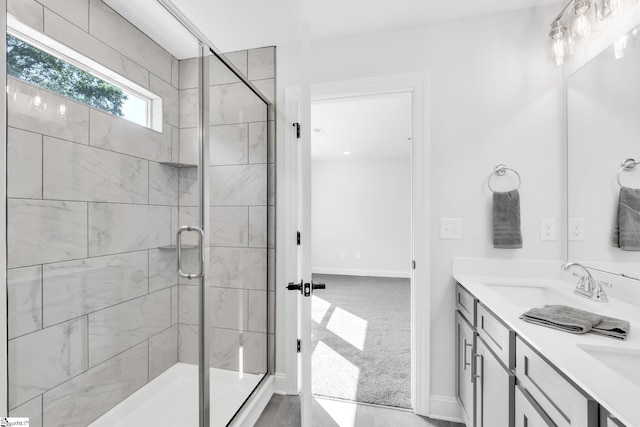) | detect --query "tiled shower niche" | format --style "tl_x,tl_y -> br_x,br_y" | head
6,0 -> 275,426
